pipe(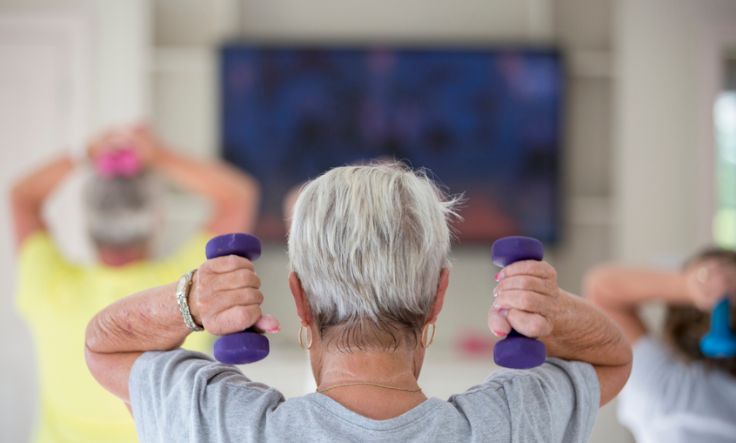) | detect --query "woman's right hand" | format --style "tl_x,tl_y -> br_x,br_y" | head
488,260 -> 563,340
685,259 -> 736,311
188,255 -> 280,336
